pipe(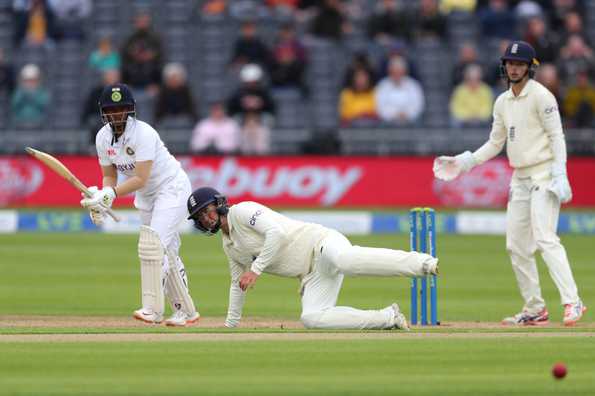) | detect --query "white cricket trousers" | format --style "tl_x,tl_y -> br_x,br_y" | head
506,173 -> 580,313
138,172 -> 193,309
300,230 -> 434,329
